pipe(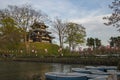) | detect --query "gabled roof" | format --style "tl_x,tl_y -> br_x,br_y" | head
31,22 -> 48,29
